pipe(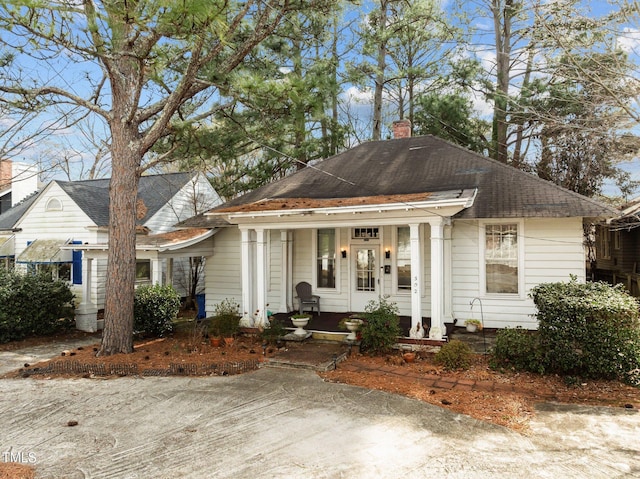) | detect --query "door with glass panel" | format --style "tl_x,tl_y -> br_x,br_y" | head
351,245 -> 379,312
